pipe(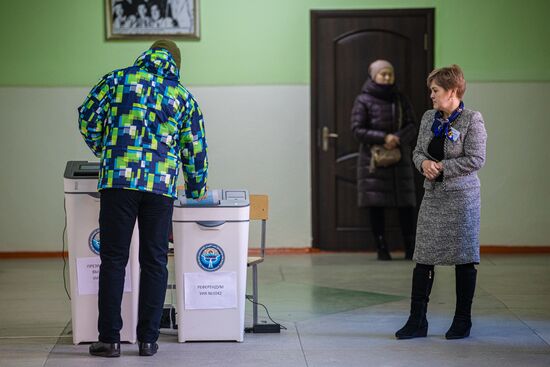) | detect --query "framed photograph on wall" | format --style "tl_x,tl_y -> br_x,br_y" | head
105,0 -> 199,40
